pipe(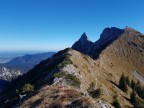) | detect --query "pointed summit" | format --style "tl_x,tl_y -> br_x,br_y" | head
79,32 -> 88,42
78,32 -> 91,44
72,32 -> 93,54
